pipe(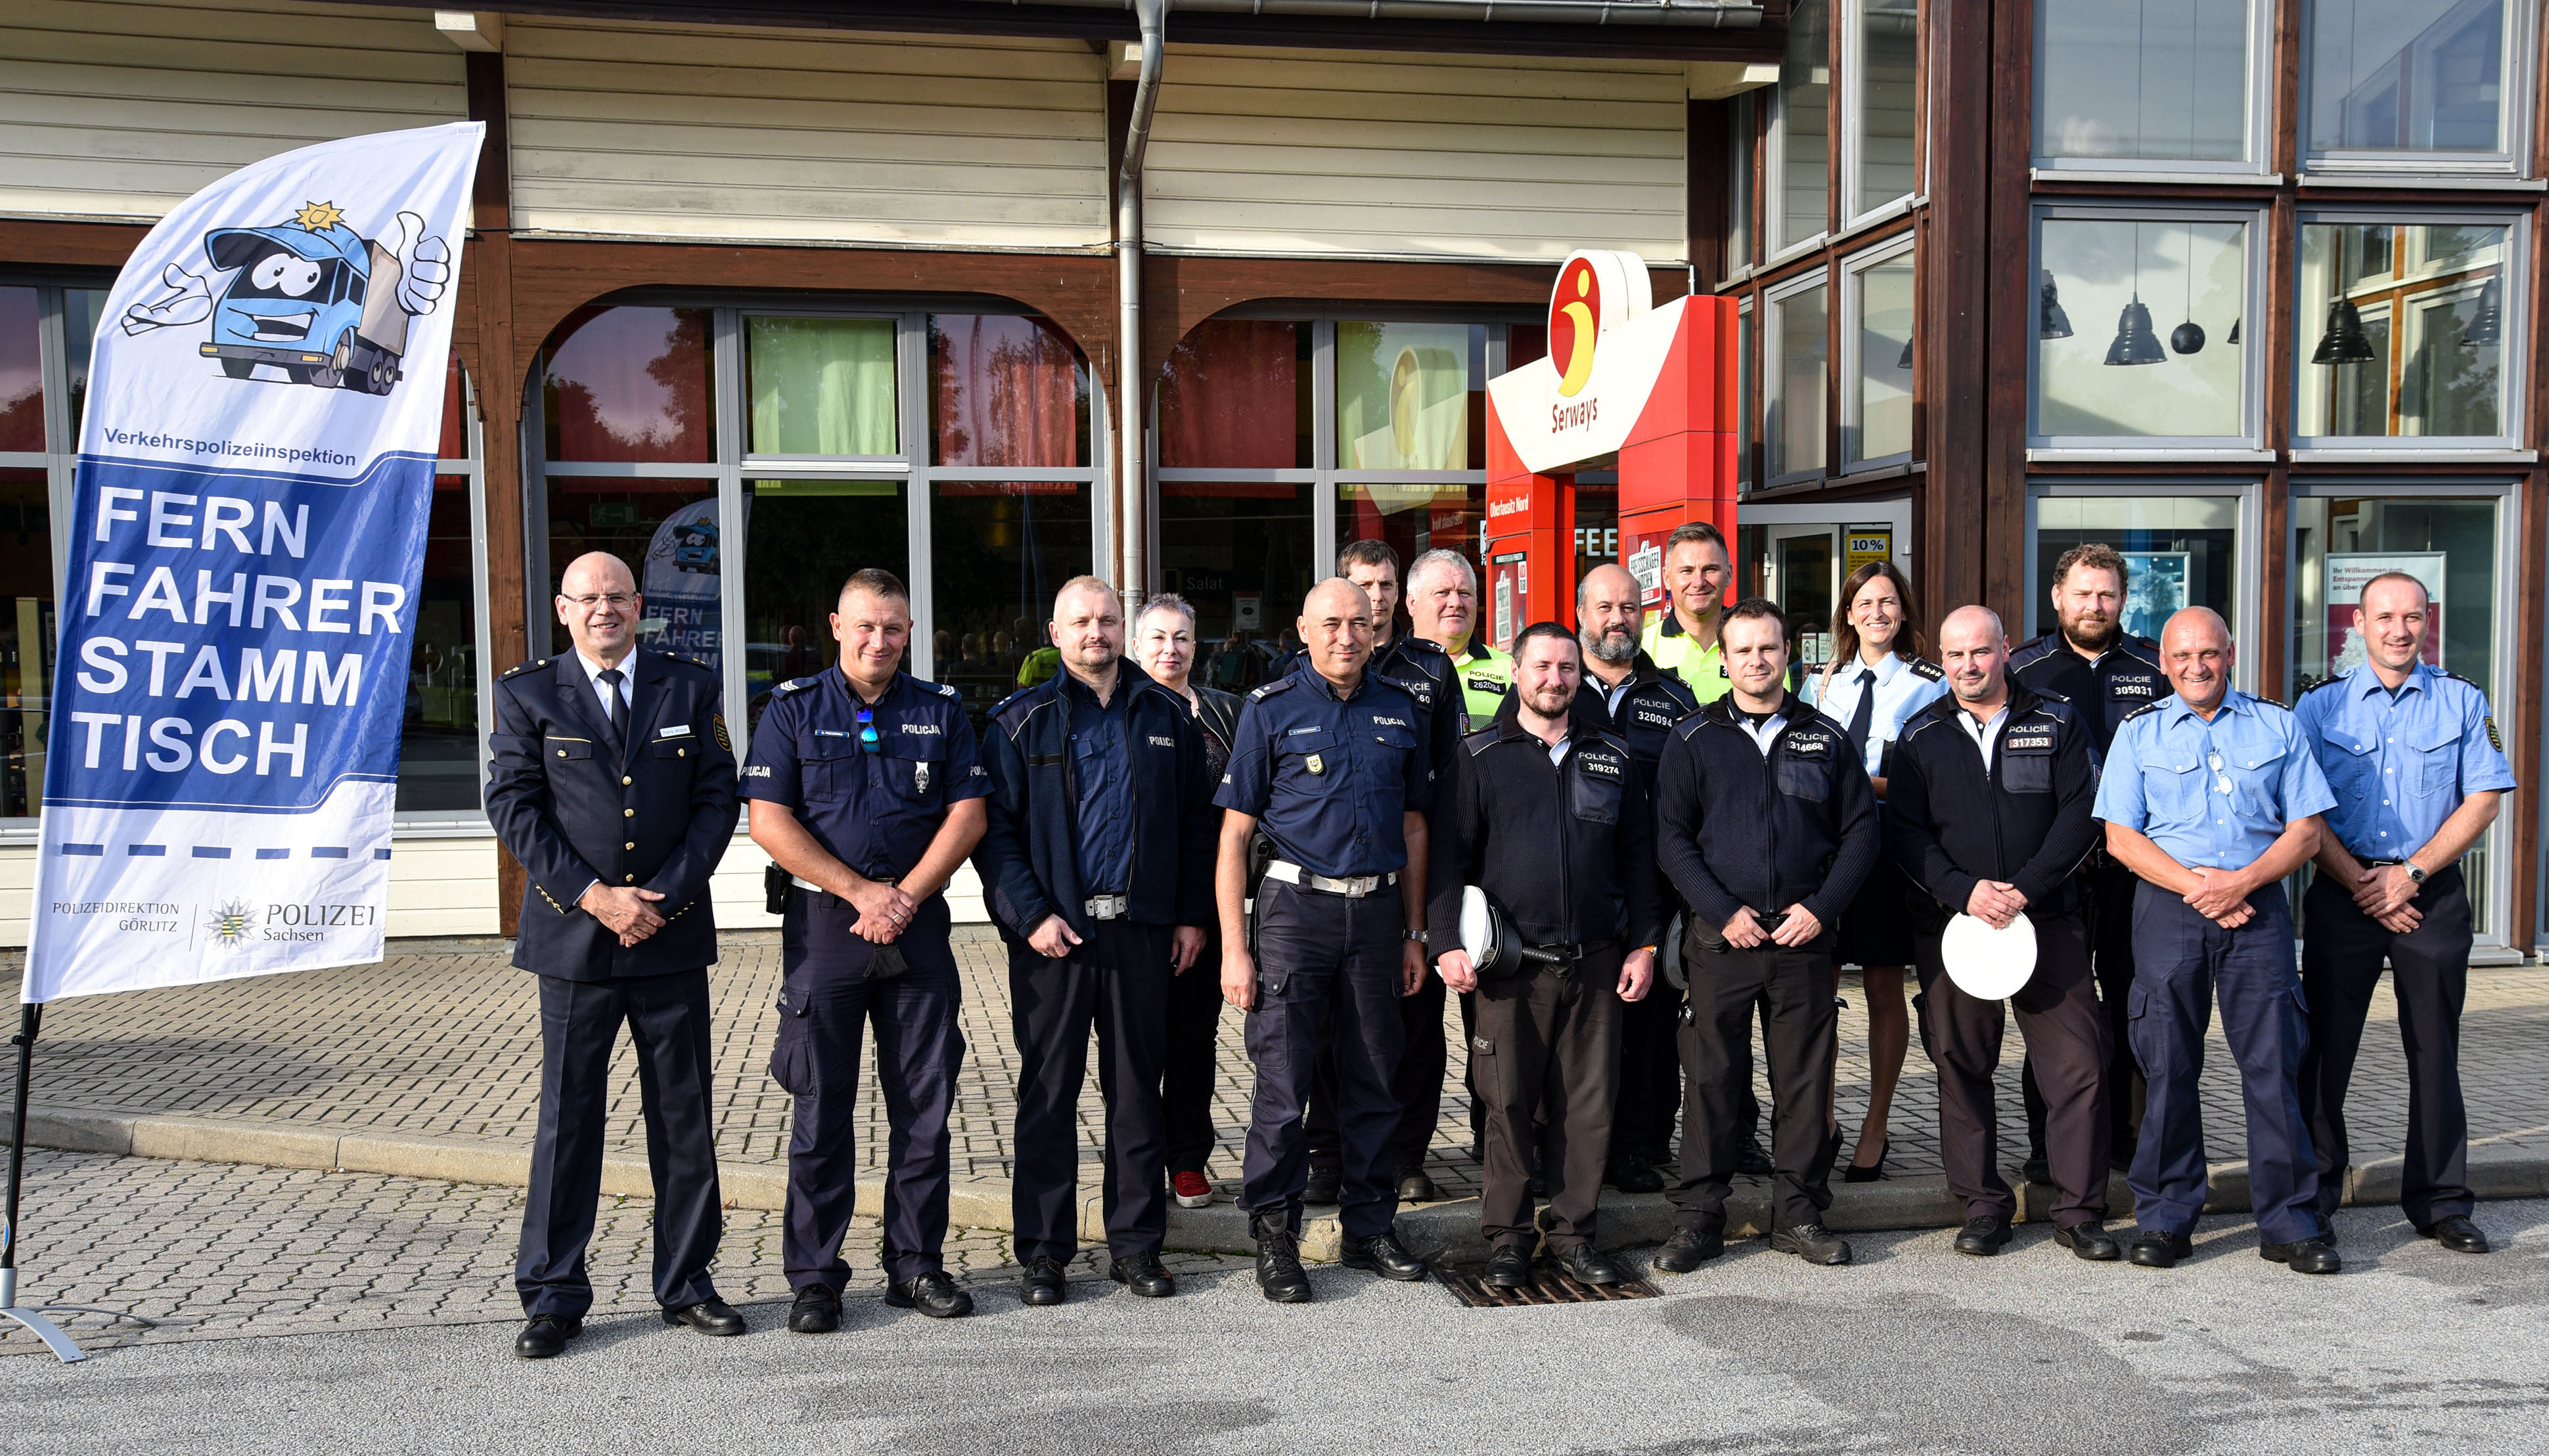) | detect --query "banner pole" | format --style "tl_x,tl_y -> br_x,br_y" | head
0,1001 -> 154,1363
